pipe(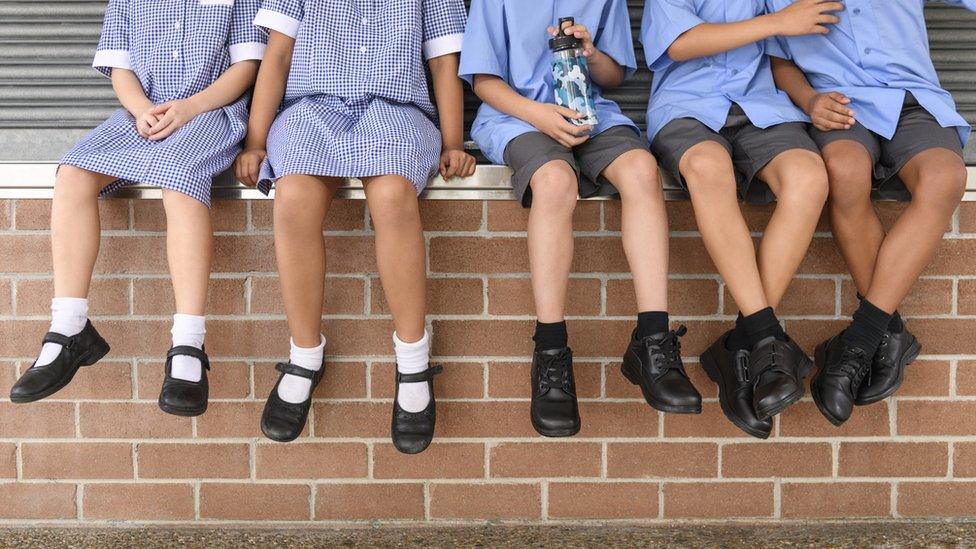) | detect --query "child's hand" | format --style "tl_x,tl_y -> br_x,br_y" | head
806,91 -> 856,132
548,22 -> 596,57
234,148 -> 266,187
147,98 -> 203,141
773,0 -> 843,36
135,107 -> 161,139
527,103 -> 593,149
440,149 -> 477,179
